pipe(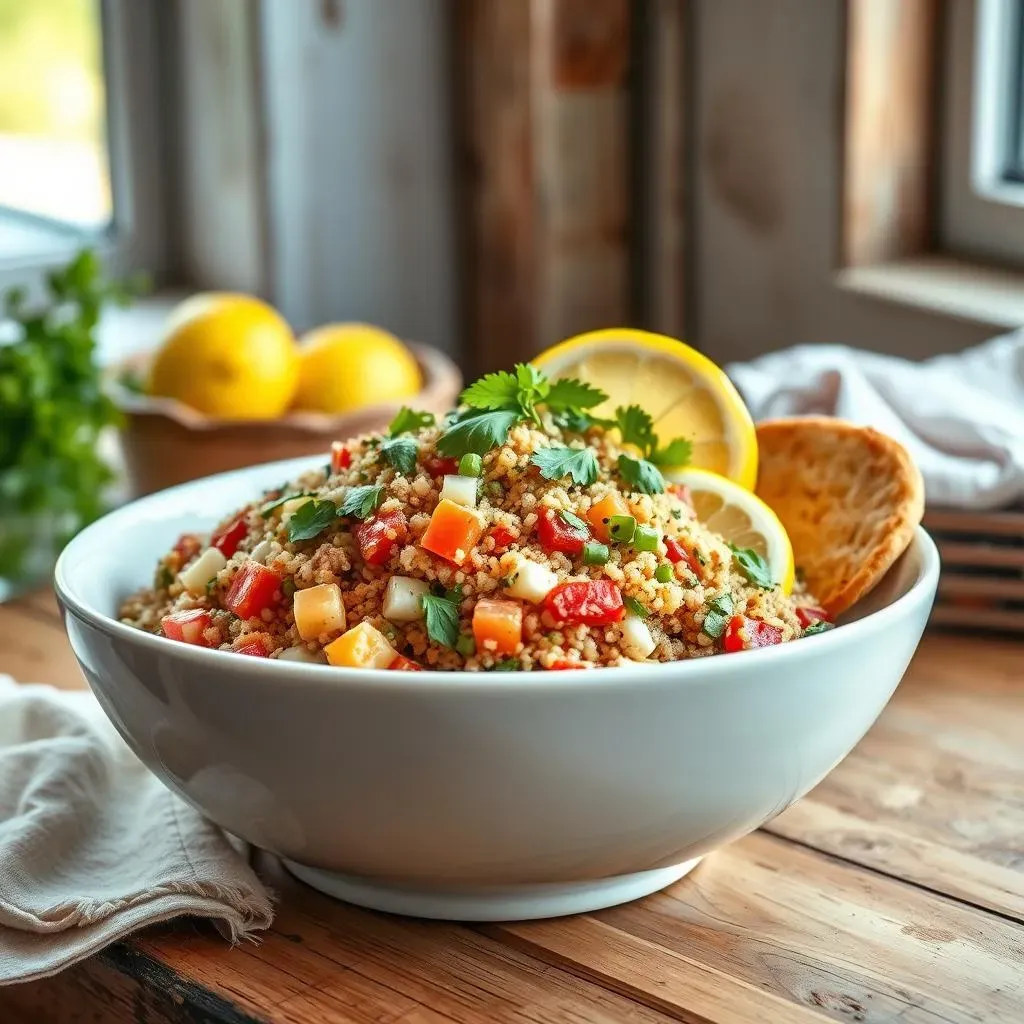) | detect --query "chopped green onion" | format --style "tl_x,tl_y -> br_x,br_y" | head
456,634 -> 476,656
624,595 -> 649,618
459,453 -> 483,477
655,563 -> 673,583
583,540 -> 610,565
633,524 -> 660,552
607,514 -> 637,543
